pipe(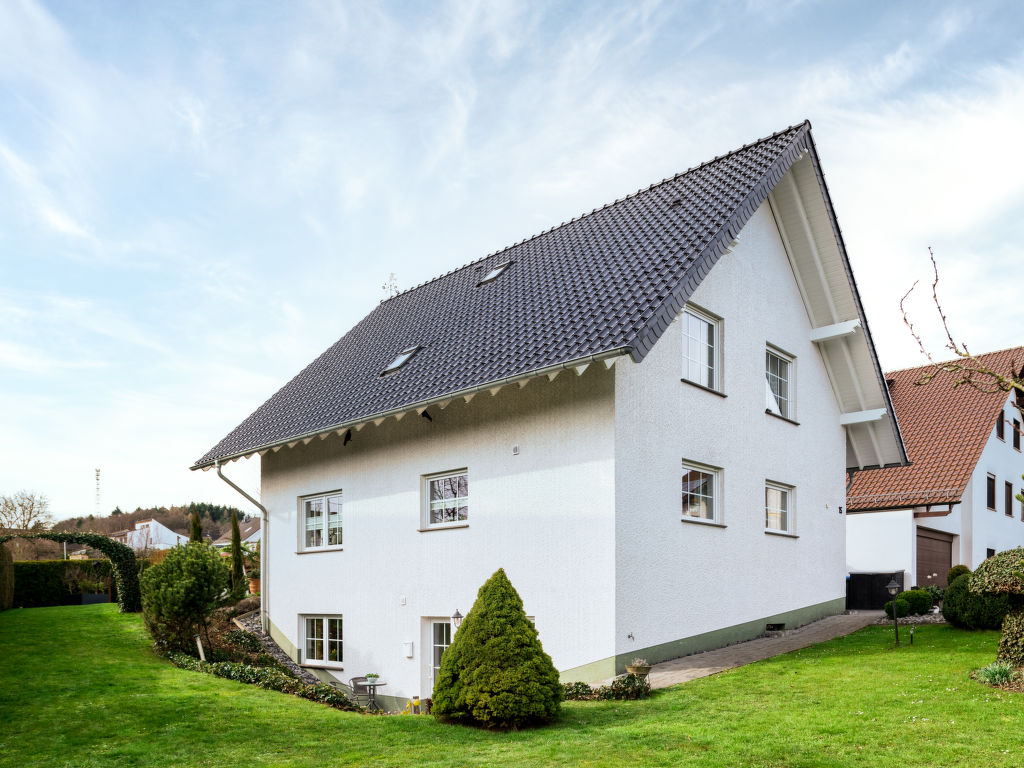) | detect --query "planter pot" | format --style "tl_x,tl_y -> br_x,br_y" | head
248,578 -> 261,594
626,665 -> 652,677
